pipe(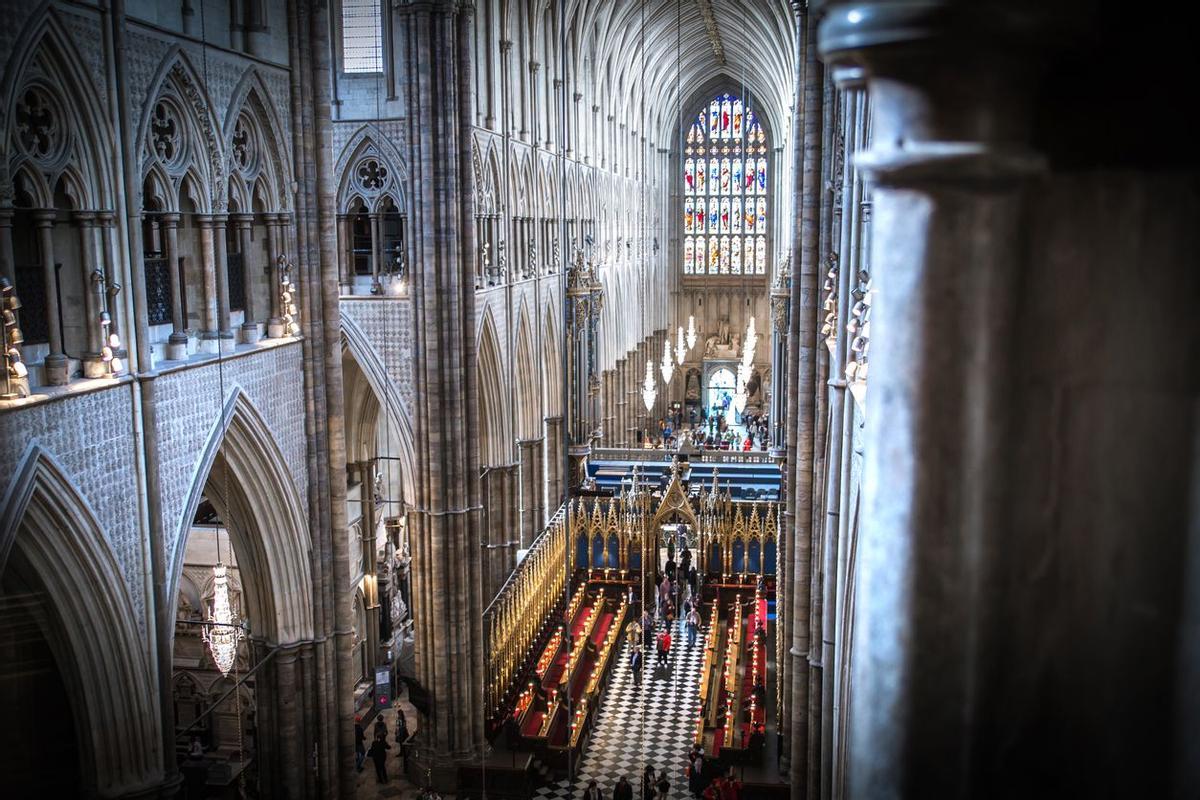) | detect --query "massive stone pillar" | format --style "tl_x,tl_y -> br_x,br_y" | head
400,0 -> 485,782
815,2 -> 1200,797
